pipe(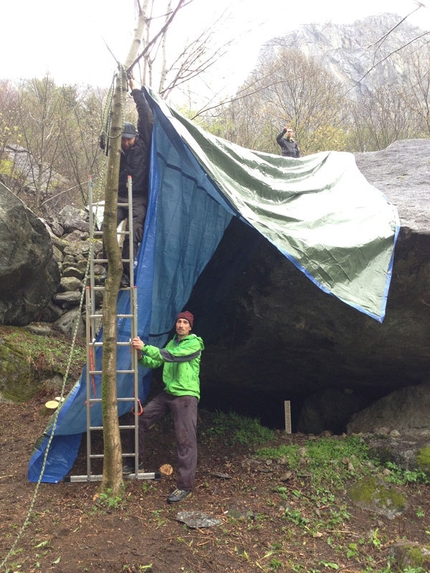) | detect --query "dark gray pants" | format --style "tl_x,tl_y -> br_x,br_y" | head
134,391 -> 198,490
